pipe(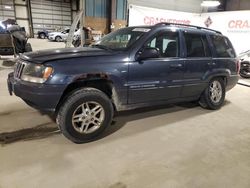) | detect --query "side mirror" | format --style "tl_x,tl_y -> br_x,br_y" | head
137,47 -> 160,61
